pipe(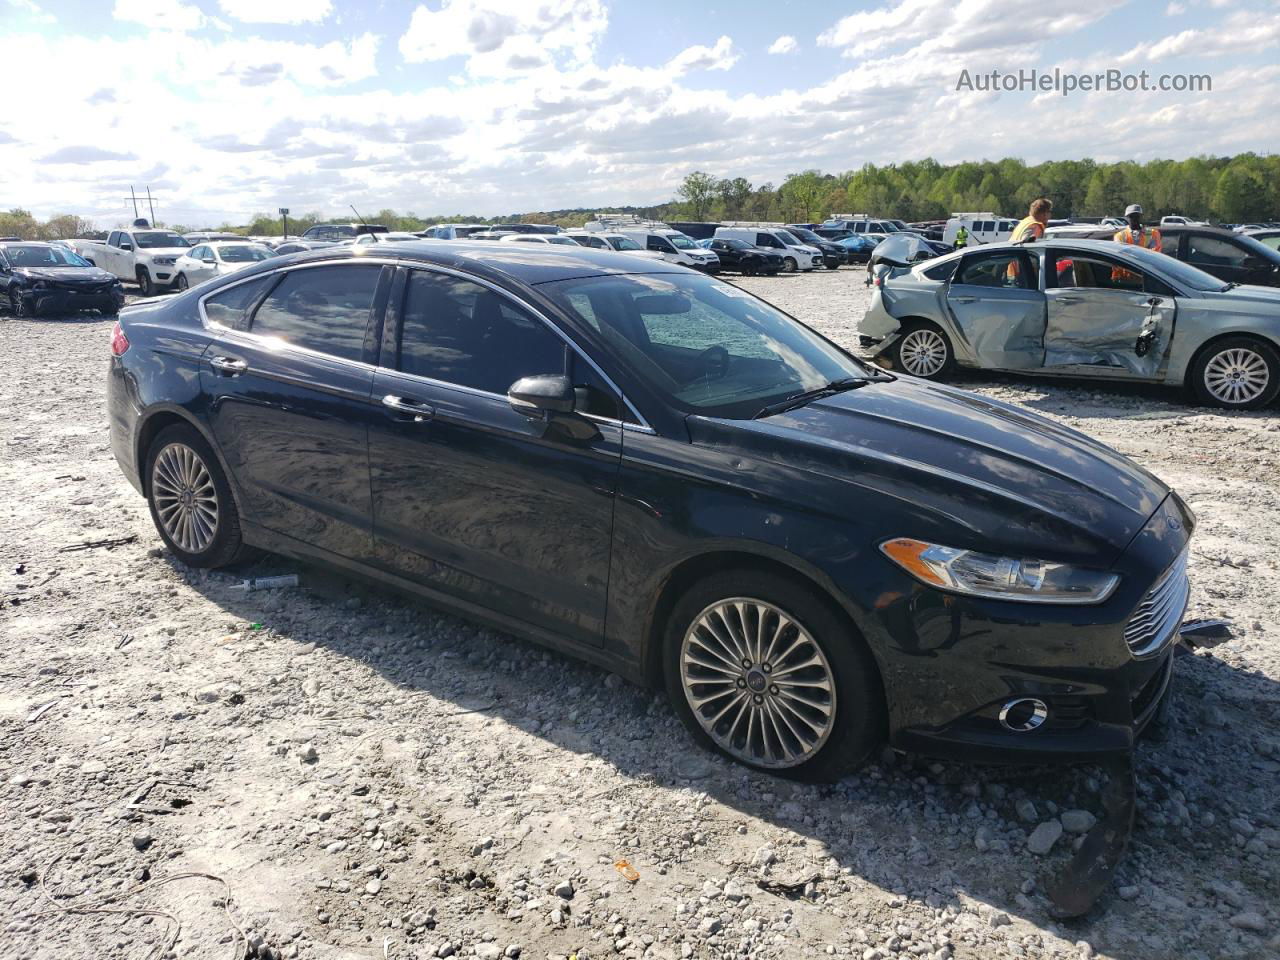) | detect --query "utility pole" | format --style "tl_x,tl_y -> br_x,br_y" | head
128,186 -> 140,220
279,207 -> 290,239
145,186 -> 156,226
